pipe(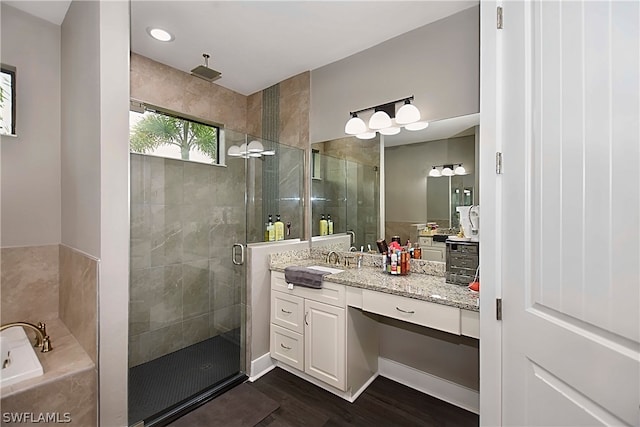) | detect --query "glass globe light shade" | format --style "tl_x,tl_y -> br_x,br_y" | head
395,103 -> 421,125
227,145 -> 241,157
441,166 -> 454,177
368,111 -> 392,130
428,166 -> 441,177
454,164 -> 466,175
345,116 -> 367,135
404,121 -> 429,131
247,140 -> 264,153
378,126 -> 400,135
356,132 -> 377,140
